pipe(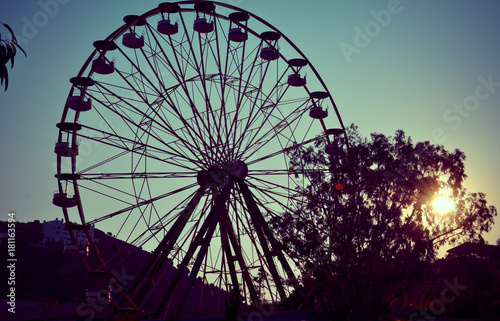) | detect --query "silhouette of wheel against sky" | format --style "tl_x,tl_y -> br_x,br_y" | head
53,1 -> 348,320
